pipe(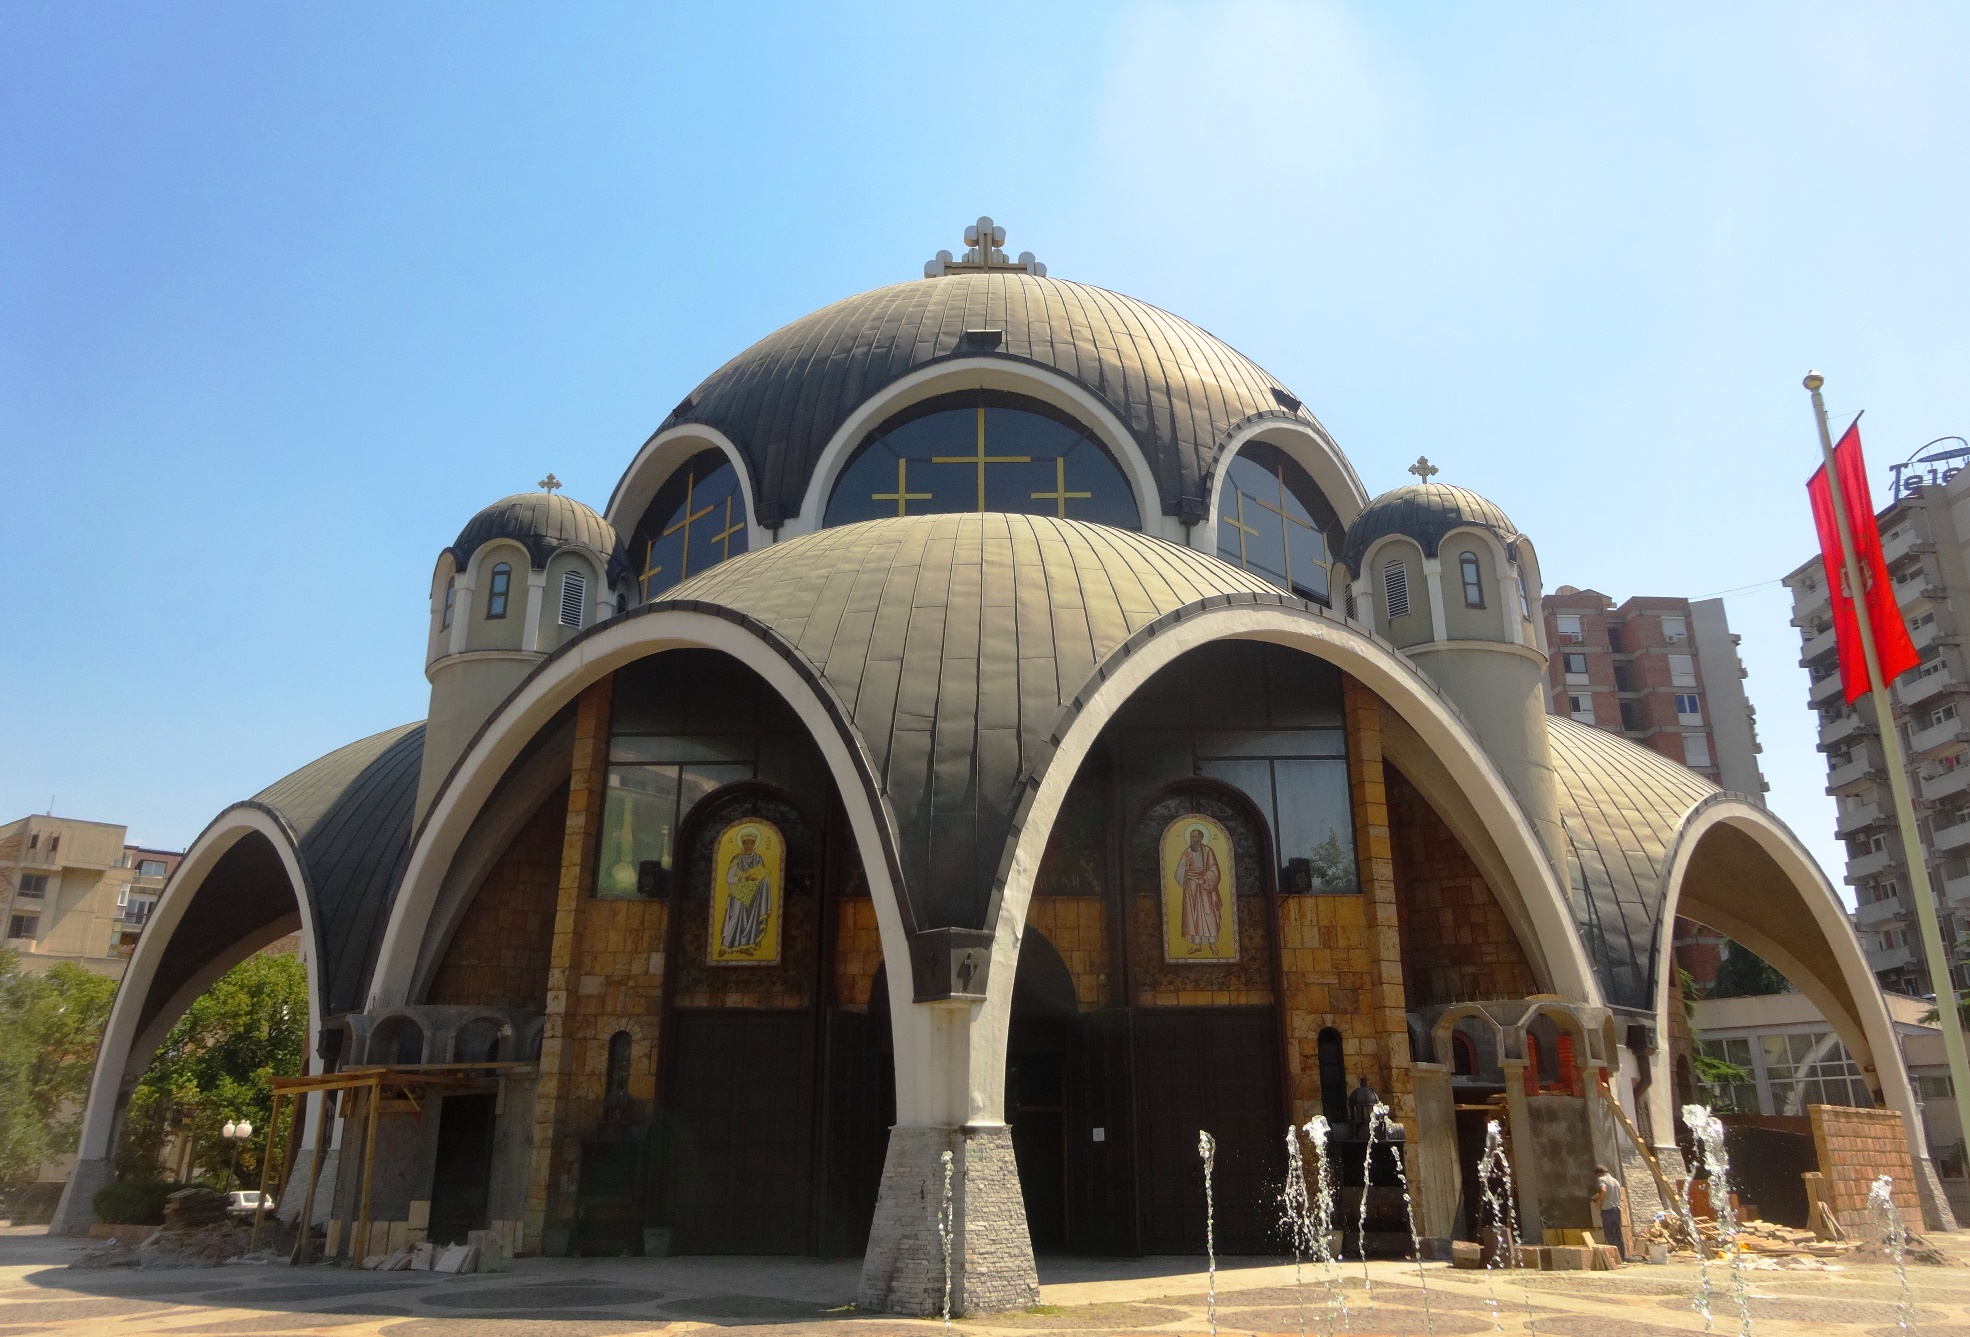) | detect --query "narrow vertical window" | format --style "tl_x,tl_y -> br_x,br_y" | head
441,576 -> 456,630
1460,552 -> 1485,607
559,570 -> 587,628
605,1030 -> 632,1101
1382,559 -> 1411,619
487,563 -> 511,618
1317,1027 -> 1347,1126
1517,570 -> 1531,618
